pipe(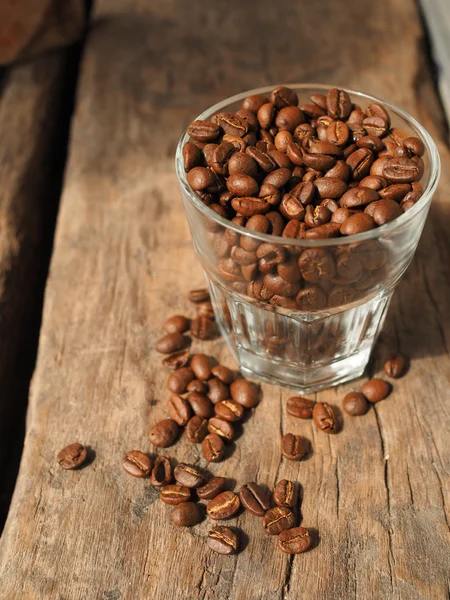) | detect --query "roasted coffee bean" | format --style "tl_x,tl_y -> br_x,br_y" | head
207,378 -> 230,404
279,194 -> 306,220
302,152 -> 335,171
291,181 -> 316,205
384,354 -> 407,378
197,476 -> 227,499
242,94 -> 269,113
150,456 -> 172,487
263,167 -> 292,188
122,450 -> 152,478
211,365 -> 234,384
183,141 -> 202,172
257,102 -> 276,129
304,222 -> 341,239
163,315 -> 190,334
160,484 -> 191,505
312,402 -> 337,433
259,183 -> 282,206
336,253 -> 363,282
296,285 -> 327,310
346,148 -> 374,180
187,166 -> 216,191
278,527 -> 312,554
274,480 -> 298,508
202,433 -> 226,462
308,140 -> 341,156
227,173 -> 259,197
196,301 -> 215,320
340,187 -> 379,208
230,379 -> 260,408
187,391 -> 214,418
174,463 -> 205,488
343,392 -> 369,416
168,394 -> 192,426
208,417 -> 235,441
156,332 -> 189,354
282,220 -> 308,240
370,155 -> 391,176
364,199 -> 403,225
191,316 -> 215,340
326,88 -> 351,119
263,273 -> 300,297
328,285 -> 355,307
215,400 -> 244,422
314,177 -> 347,199
275,130 -> 294,152
363,116 -> 389,137
57,442 -> 88,470
287,396 -> 315,419
185,415 -> 209,443
148,419 -> 179,447
216,112 -> 248,137
236,108 -> 259,131
228,151 -> 258,177
359,175 -> 388,190
278,258 -> 302,283
356,135 -> 384,152
208,526 -> 240,555
331,207 -> 353,224
189,288 -> 210,303
327,120 -> 349,145
162,350 -> 190,370
378,183 -> 410,202
271,86 -> 298,108
325,160 -> 351,181
383,157 -> 421,183
207,491 -> 241,520
361,378 -> 391,402
232,197 -> 270,217
281,433 -> 309,461
286,141 -> 305,166
170,502 -> 204,527
262,506 -> 296,535
300,103 -> 326,118
231,246 -> 258,266
340,213 -> 375,235
305,205 -> 332,228
188,120 -> 221,142
167,367 -> 195,394
404,136 -> 425,156
203,143 -> 218,168
240,482 -> 271,516
190,354 -> 213,381
310,93 -> 327,110
275,106 -> 305,132
298,248 -> 336,282
187,379 -> 208,394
